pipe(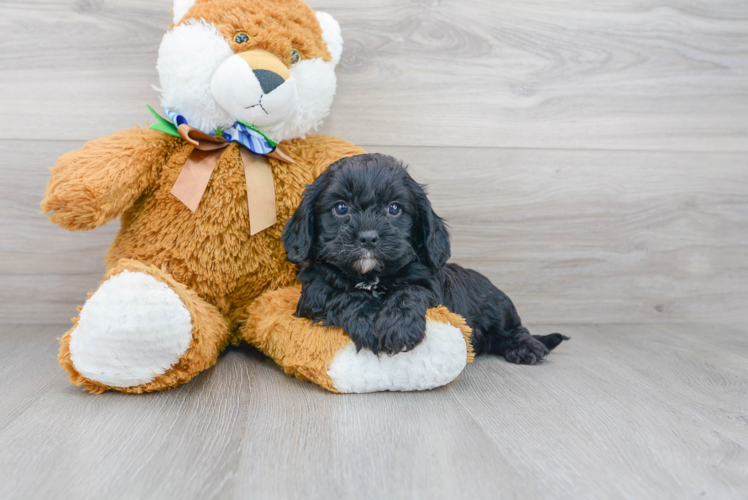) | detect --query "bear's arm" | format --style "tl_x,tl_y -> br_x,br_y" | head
298,135 -> 366,177
42,127 -> 174,231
